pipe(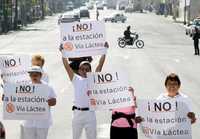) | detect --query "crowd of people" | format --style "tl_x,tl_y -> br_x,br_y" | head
0,43 -> 197,139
